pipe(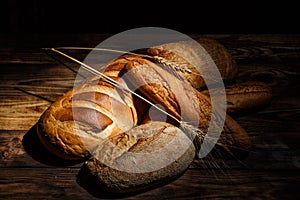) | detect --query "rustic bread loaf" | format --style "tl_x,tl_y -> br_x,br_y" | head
123,57 -> 251,158
77,121 -> 195,194
196,37 -> 238,82
37,76 -> 138,160
201,81 -> 272,116
147,37 -> 238,89
37,42 -> 254,161
37,89 -> 92,160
